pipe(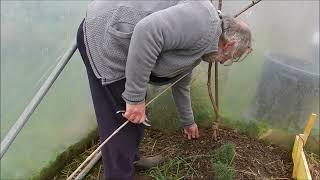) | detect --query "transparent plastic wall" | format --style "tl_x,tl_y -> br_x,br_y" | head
1,0 -> 319,178
219,1 -> 319,150
148,1 -> 319,152
1,1 -> 96,178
